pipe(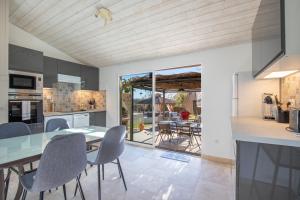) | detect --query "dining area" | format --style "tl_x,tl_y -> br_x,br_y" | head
155,118 -> 202,155
0,119 -> 127,200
